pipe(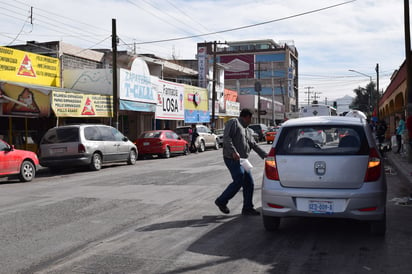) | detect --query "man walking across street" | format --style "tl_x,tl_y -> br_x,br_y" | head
214,108 -> 268,216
